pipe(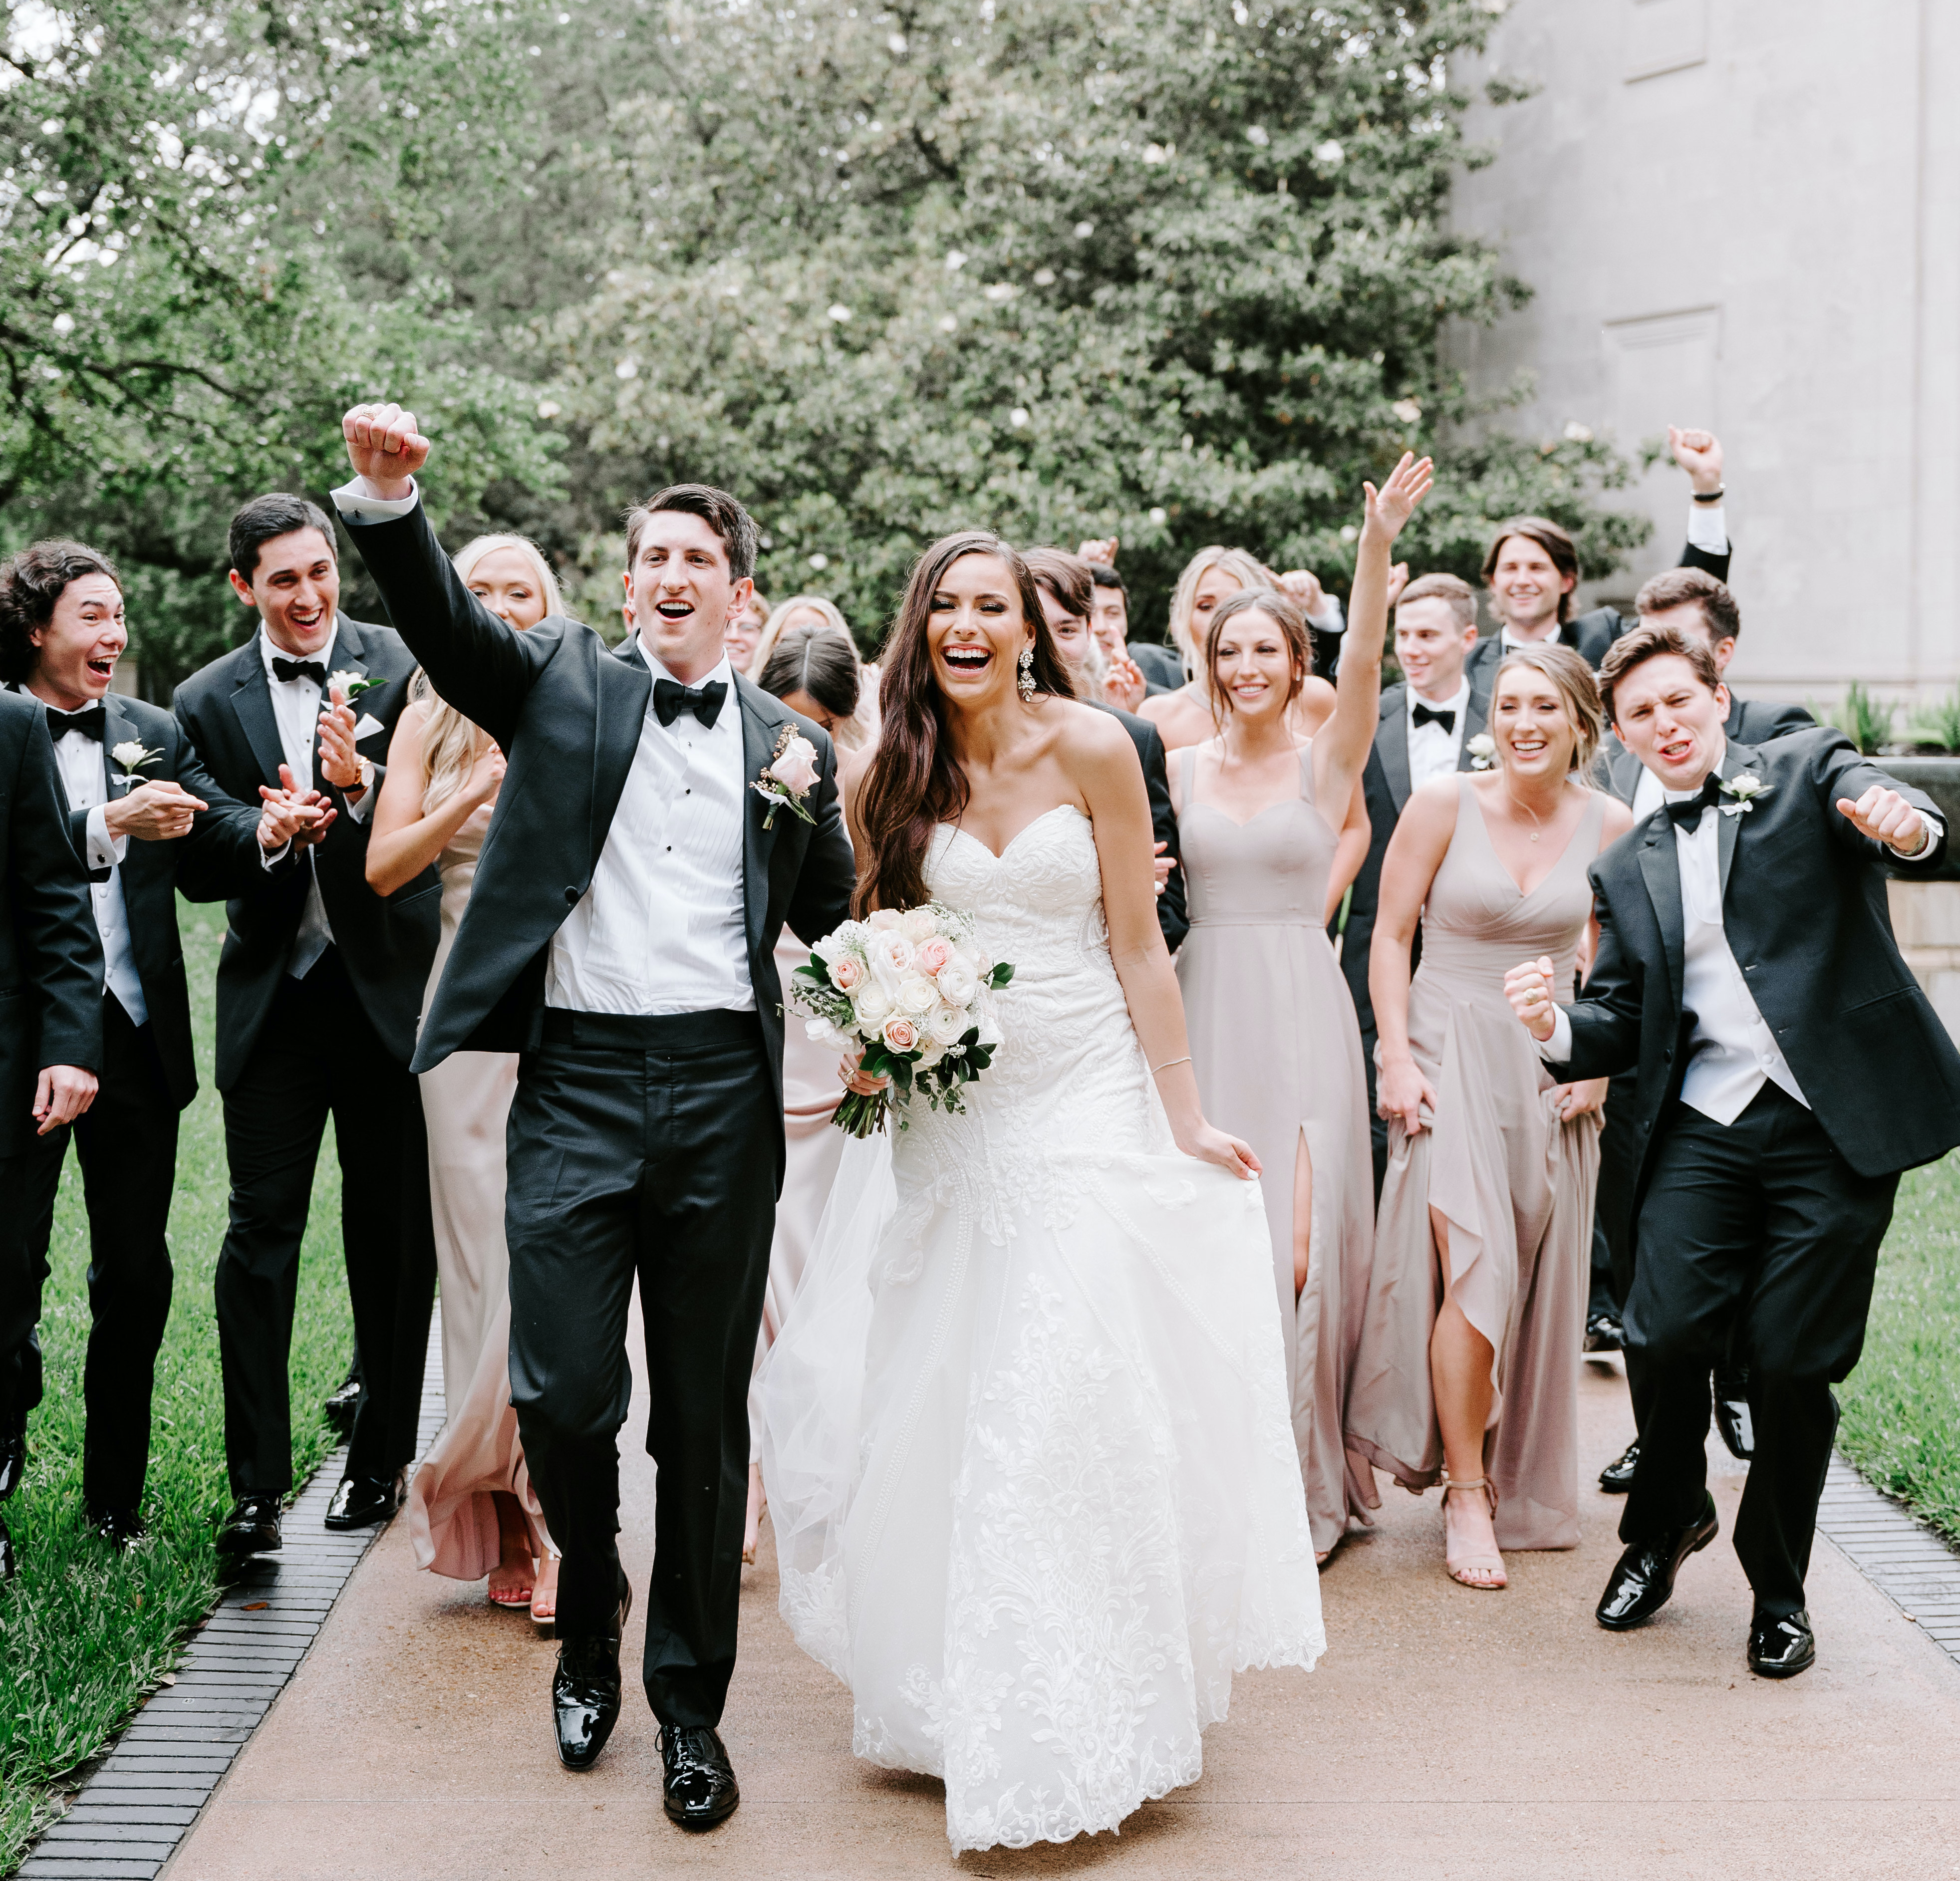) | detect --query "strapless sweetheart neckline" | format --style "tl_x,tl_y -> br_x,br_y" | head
936,801 -> 1087,864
